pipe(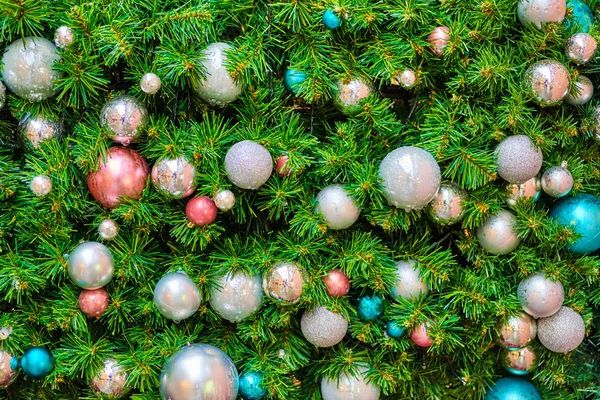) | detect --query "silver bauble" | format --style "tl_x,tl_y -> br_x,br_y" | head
54,26 -> 74,48
301,306 -> 348,348
91,358 -> 129,399
100,95 -> 148,145
537,306 -> 585,353
541,166 -> 573,197
517,273 -> 564,318
153,272 -> 201,322
1,37 -> 63,102
392,69 -> 417,89
151,156 -> 196,199
214,189 -> 236,211
333,77 -> 375,115
30,175 -> 52,197
0,81 -> 5,109
262,262 -> 306,305
159,344 -> 239,400
426,182 -> 468,225
499,313 -> 537,350
0,350 -> 18,389
504,346 -> 538,375
378,146 -> 441,211
321,365 -> 380,400
224,140 -> 273,190
315,184 -> 360,230
495,135 -> 543,184
476,210 -> 521,255
194,42 -> 242,106
517,0 -> 566,29
67,241 -> 115,289
565,33 -> 597,65
19,115 -> 62,150
140,72 -> 161,95
524,60 -> 570,107
505,175 -> 542,207
209,271 -> 263,323
98,219 -> 118,241
390,259 -> 429,301
565,75 -> 594,106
